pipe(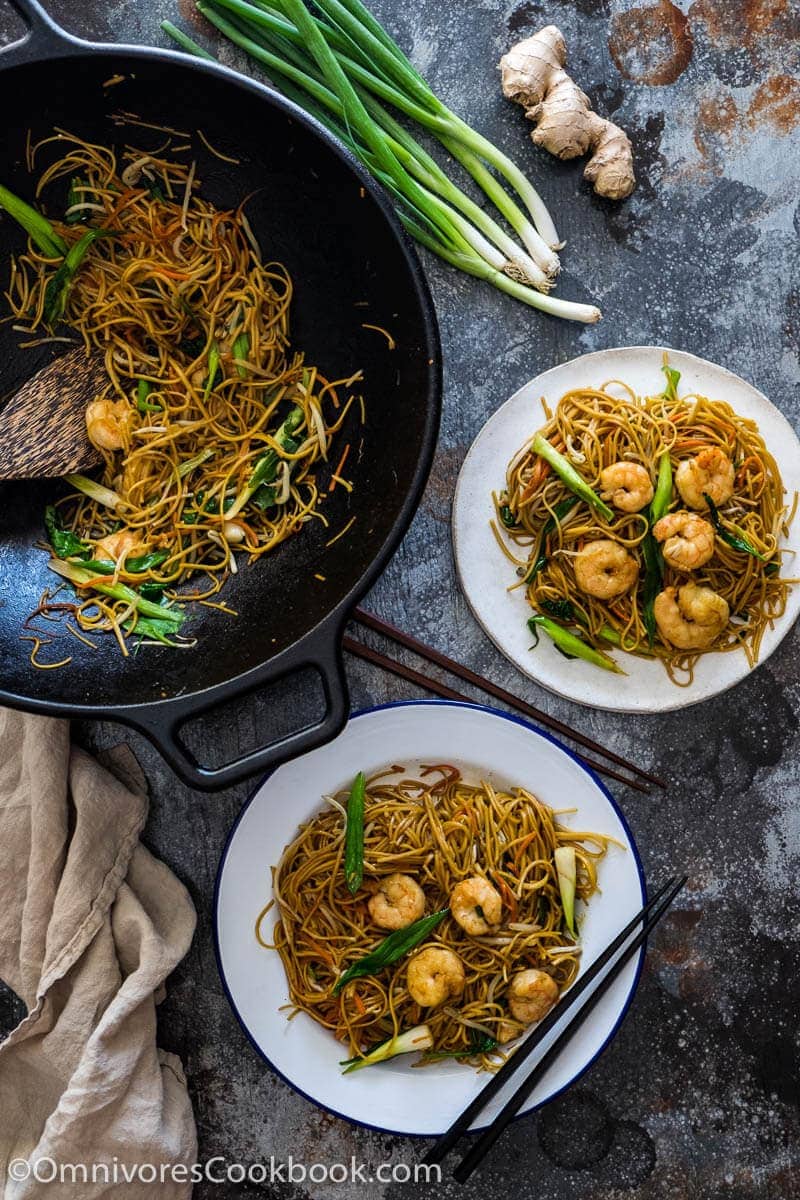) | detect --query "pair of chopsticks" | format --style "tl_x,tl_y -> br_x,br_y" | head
424,875 -> 687,1181
344,608 -> 665,795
